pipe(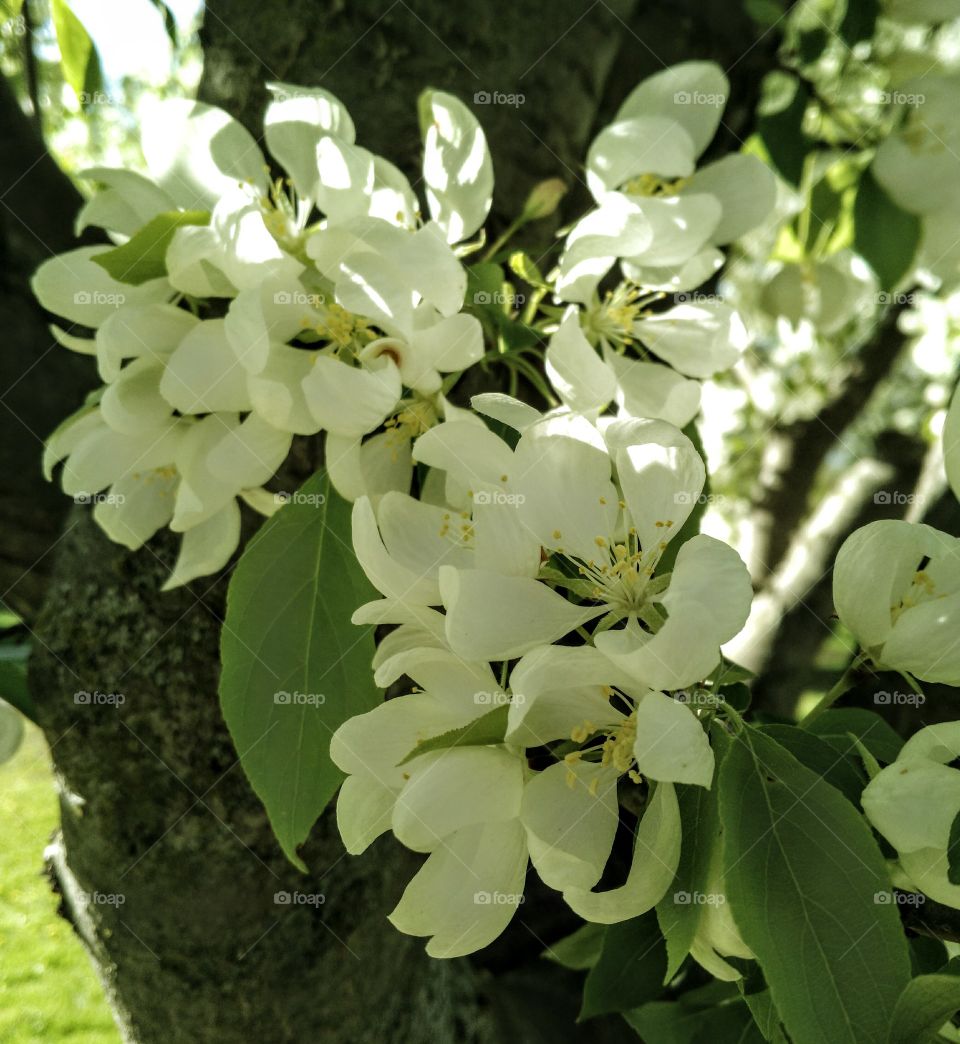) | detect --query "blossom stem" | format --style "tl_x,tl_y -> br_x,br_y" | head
798,652 -> 868,726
